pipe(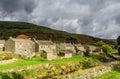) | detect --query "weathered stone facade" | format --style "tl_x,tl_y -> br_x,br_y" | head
34,40 -> 57,60
4,37 -> 103,60
75,44 -> 86,56
58,43 -> 76,54
5,37 -> 35,56
85,45 -> 97,53
0,40 -> 5,51
84,45 -> 102,53
64,52 -> 72,58
41,51 -> 57,60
